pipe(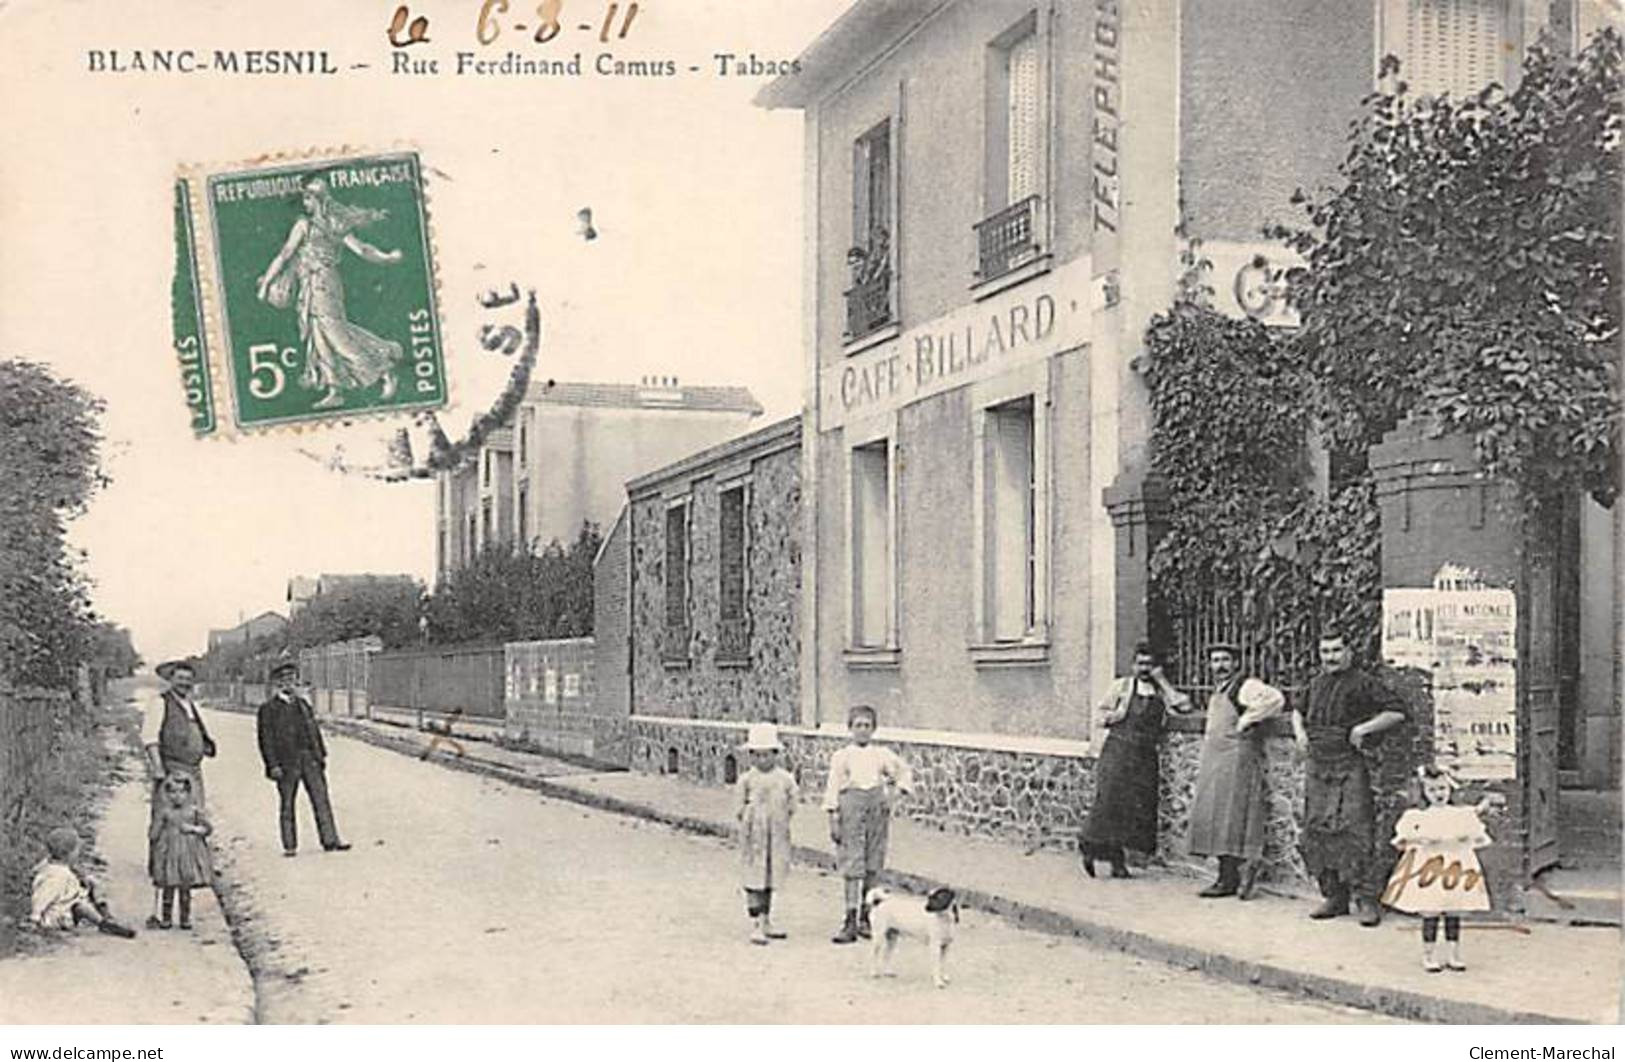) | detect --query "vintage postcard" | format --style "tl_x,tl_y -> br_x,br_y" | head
0,0 -> 1621,1045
